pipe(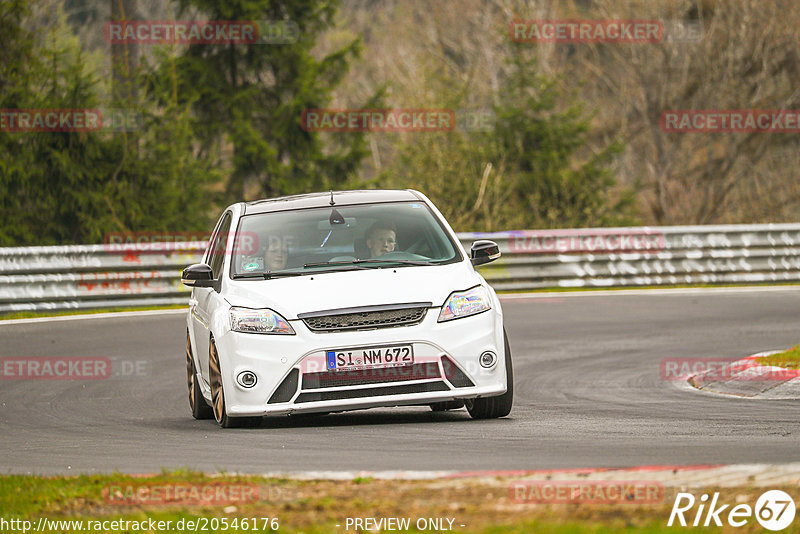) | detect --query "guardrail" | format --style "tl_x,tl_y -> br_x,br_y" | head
2,223 -> 800,312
